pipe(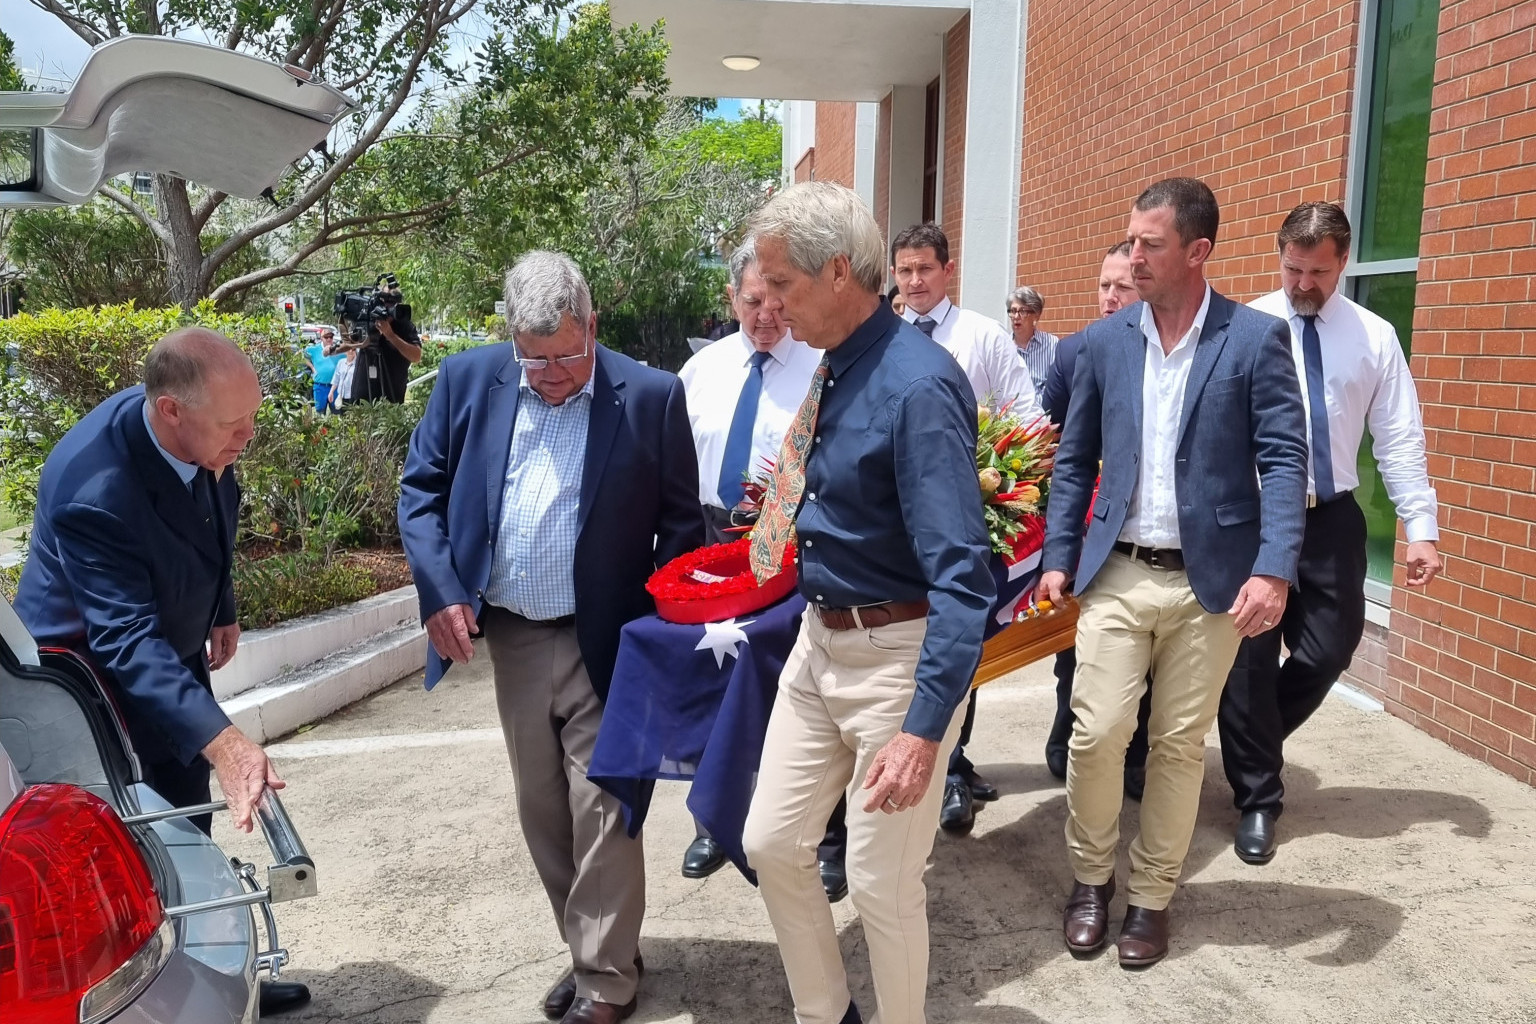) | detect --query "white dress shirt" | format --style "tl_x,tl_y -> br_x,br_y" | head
1250,288 -> 1439,543
677,329 -> 823,509
1120,287 -> 1212,550
904,297 -> 1045,424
